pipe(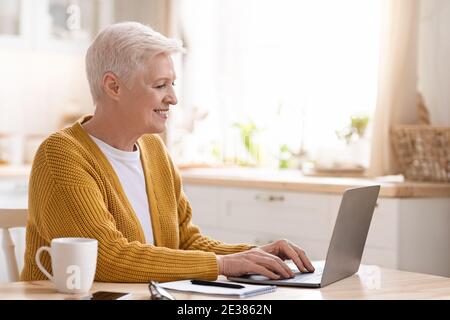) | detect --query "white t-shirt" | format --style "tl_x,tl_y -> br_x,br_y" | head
89,135 -> 154,244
